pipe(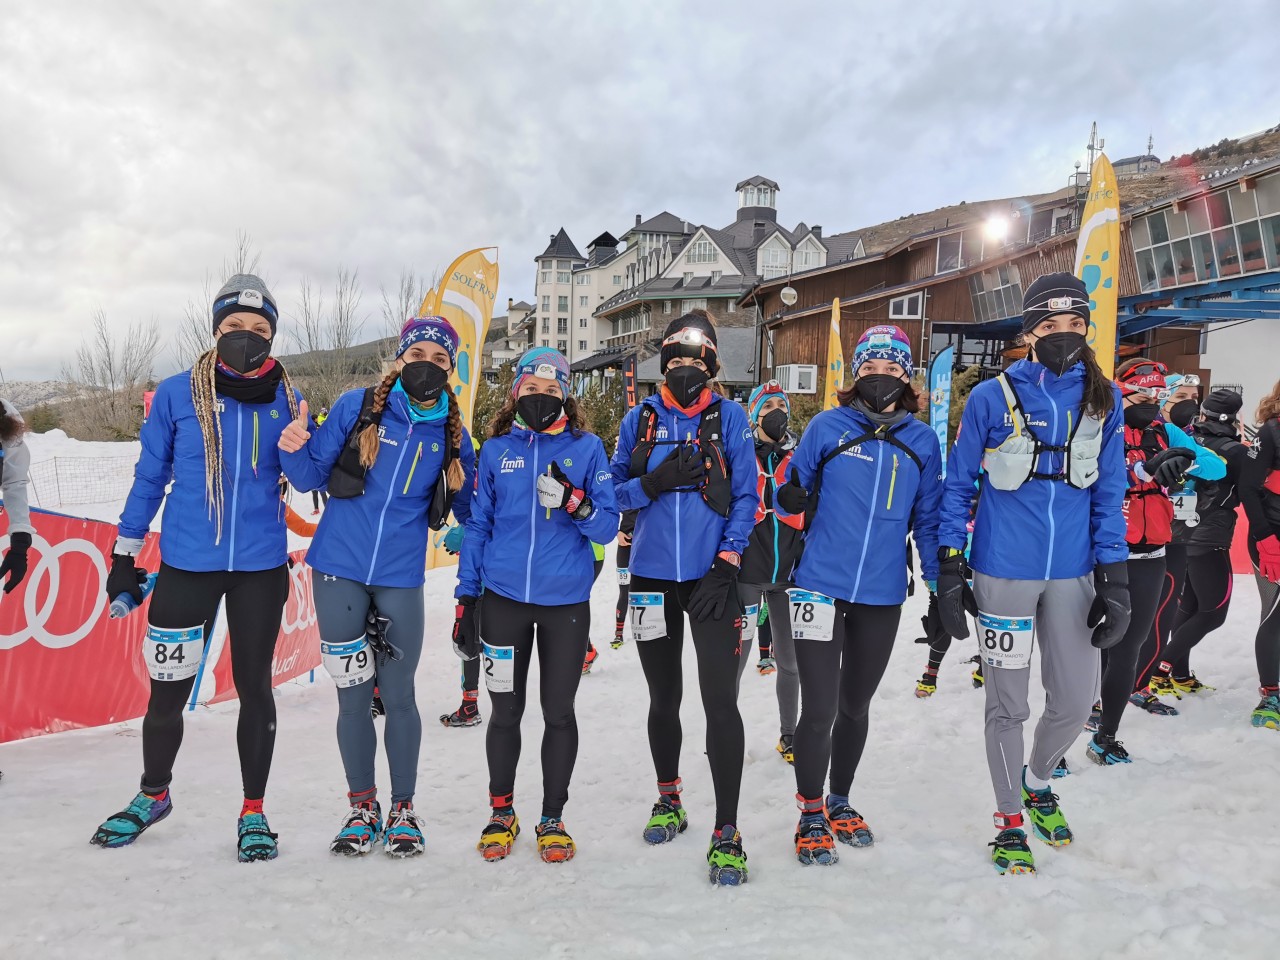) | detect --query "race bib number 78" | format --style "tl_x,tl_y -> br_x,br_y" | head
787,589 -> 837,642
